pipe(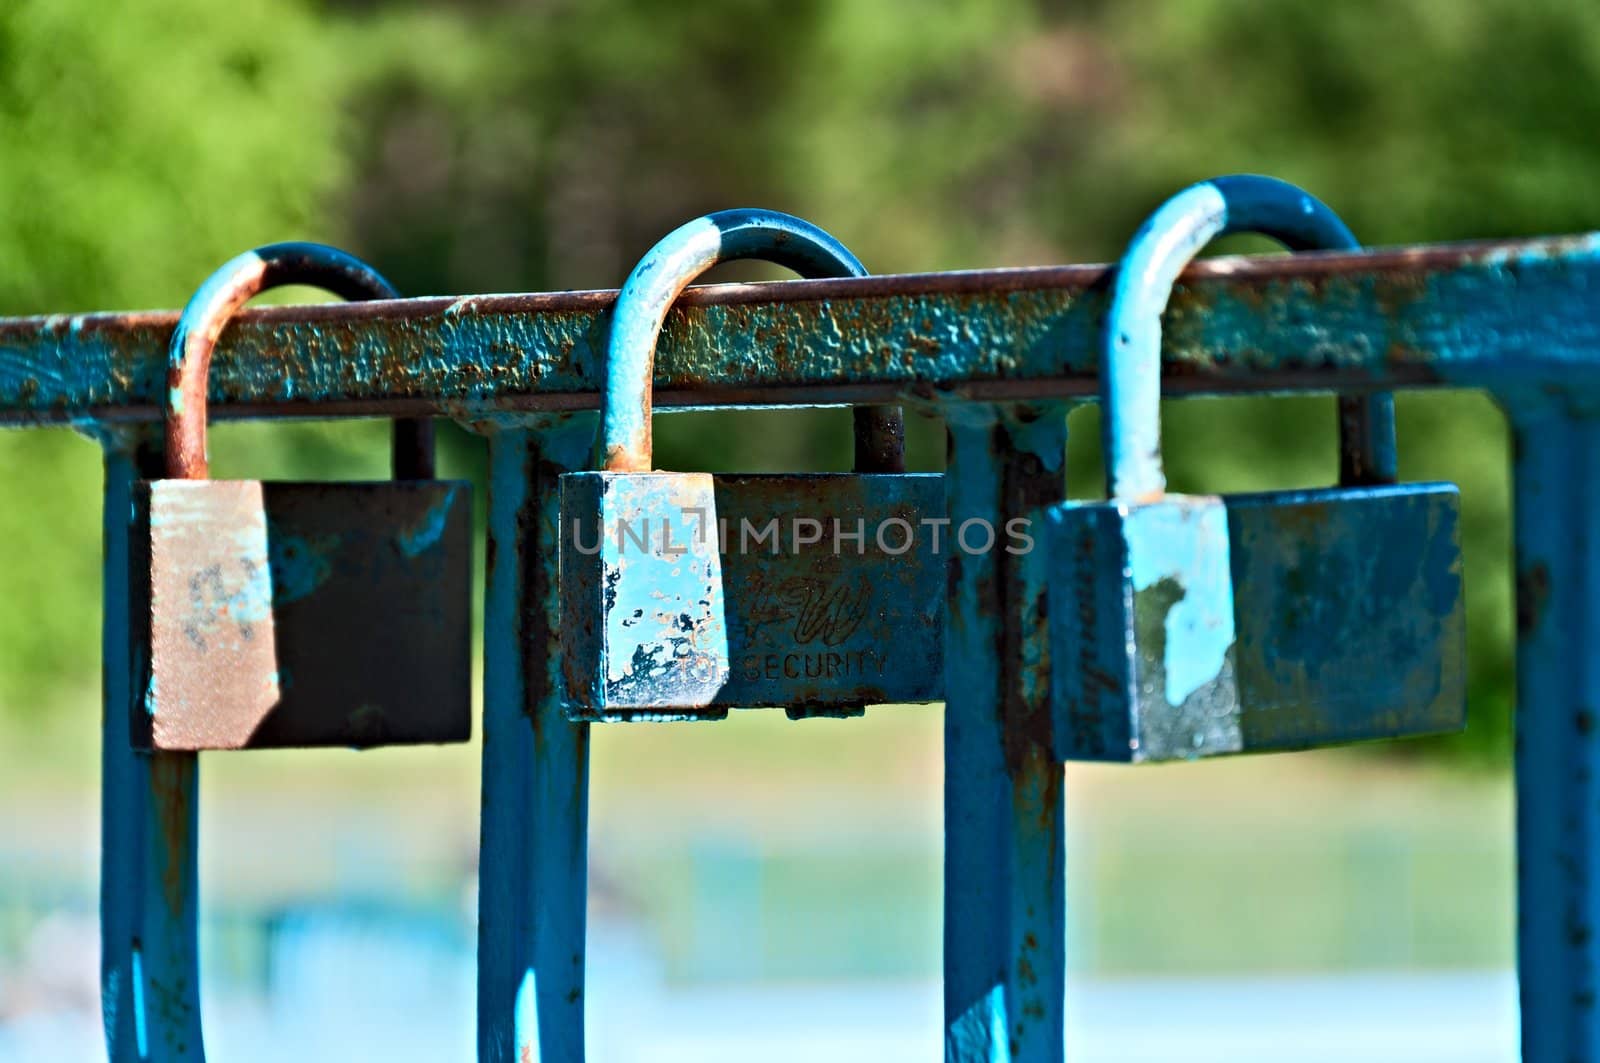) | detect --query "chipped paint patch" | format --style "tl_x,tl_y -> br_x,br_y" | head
266,530 -> 339,605
395,484 -> 460,558
1123,496 -> 1234,706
